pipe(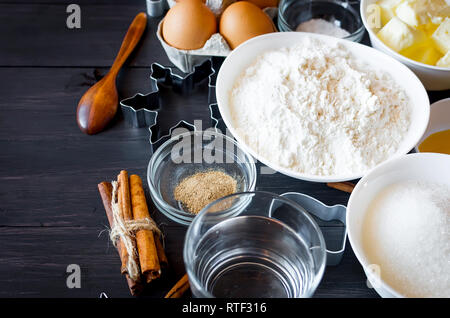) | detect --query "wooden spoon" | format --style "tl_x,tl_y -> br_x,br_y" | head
77,12 -> 147,135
